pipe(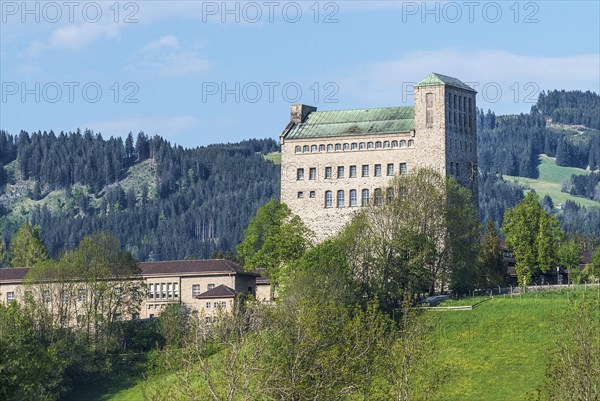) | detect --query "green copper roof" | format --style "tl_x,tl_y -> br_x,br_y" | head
415,73 -> 476,92
284,106 -> 414,139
